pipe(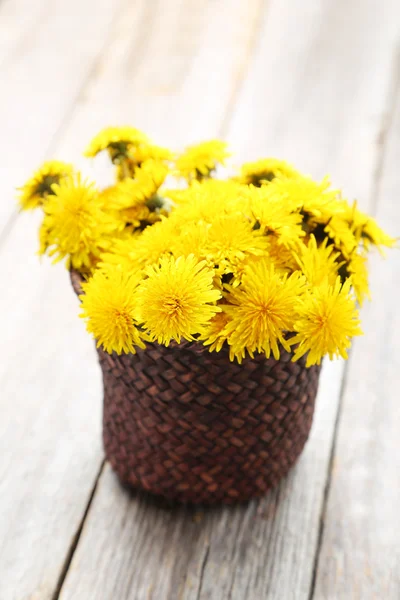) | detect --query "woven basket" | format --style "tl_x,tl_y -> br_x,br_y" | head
71,271 -> 321,504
